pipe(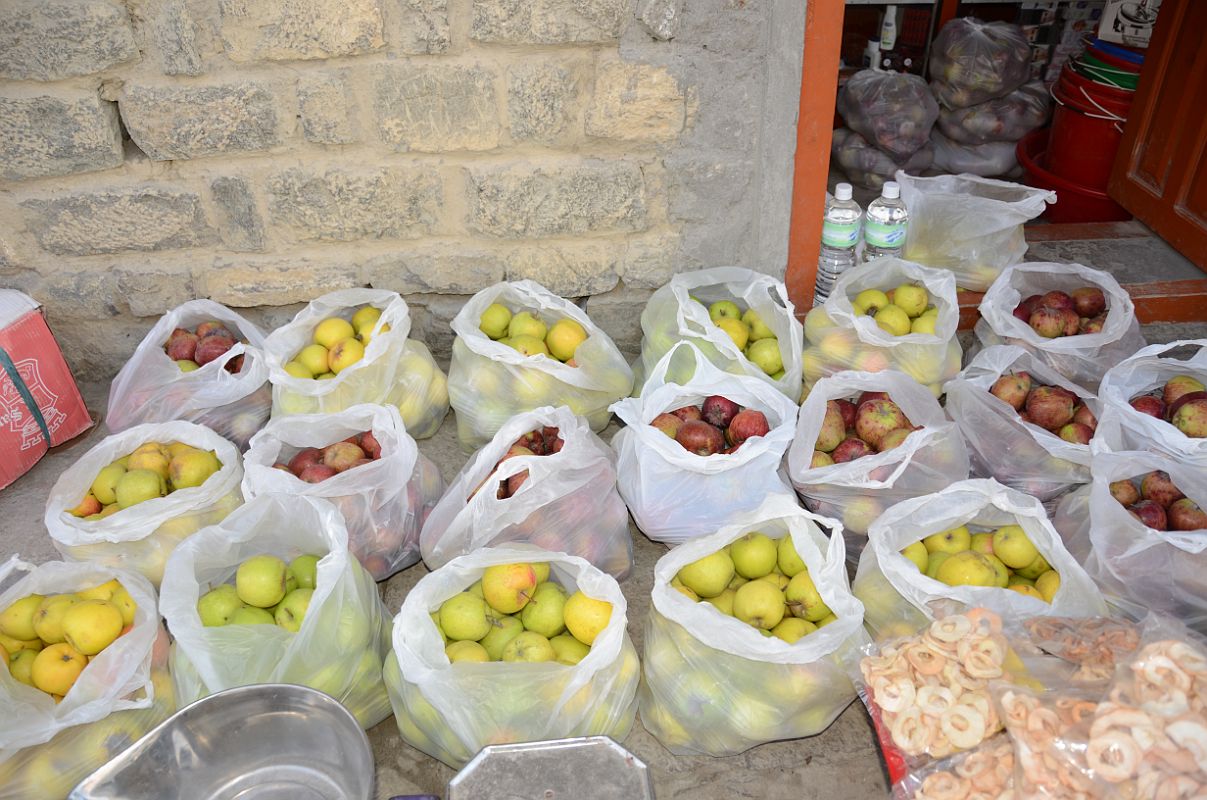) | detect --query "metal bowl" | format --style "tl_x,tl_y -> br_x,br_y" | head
69,684 -> 374,800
